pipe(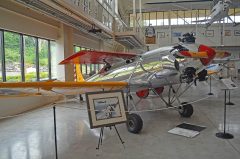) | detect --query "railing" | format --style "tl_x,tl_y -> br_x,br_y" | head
70,0 -> 144,38
70,0 -> 114,30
